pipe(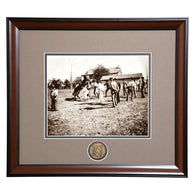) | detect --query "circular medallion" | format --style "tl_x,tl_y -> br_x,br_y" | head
88,141 -> 107,161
